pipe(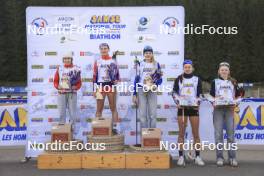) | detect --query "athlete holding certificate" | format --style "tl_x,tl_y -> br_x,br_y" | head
93,43 -> 120,126
53,52 -> 82,131
210,62 -> 244,167
172,59 -> 205,166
